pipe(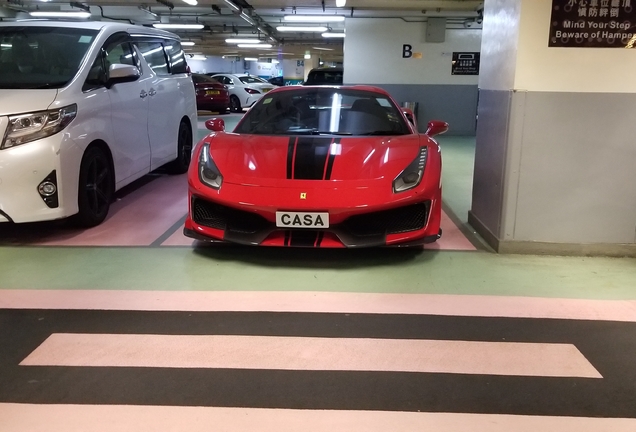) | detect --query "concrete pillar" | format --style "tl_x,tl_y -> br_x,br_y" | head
469,0 -> 636,256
